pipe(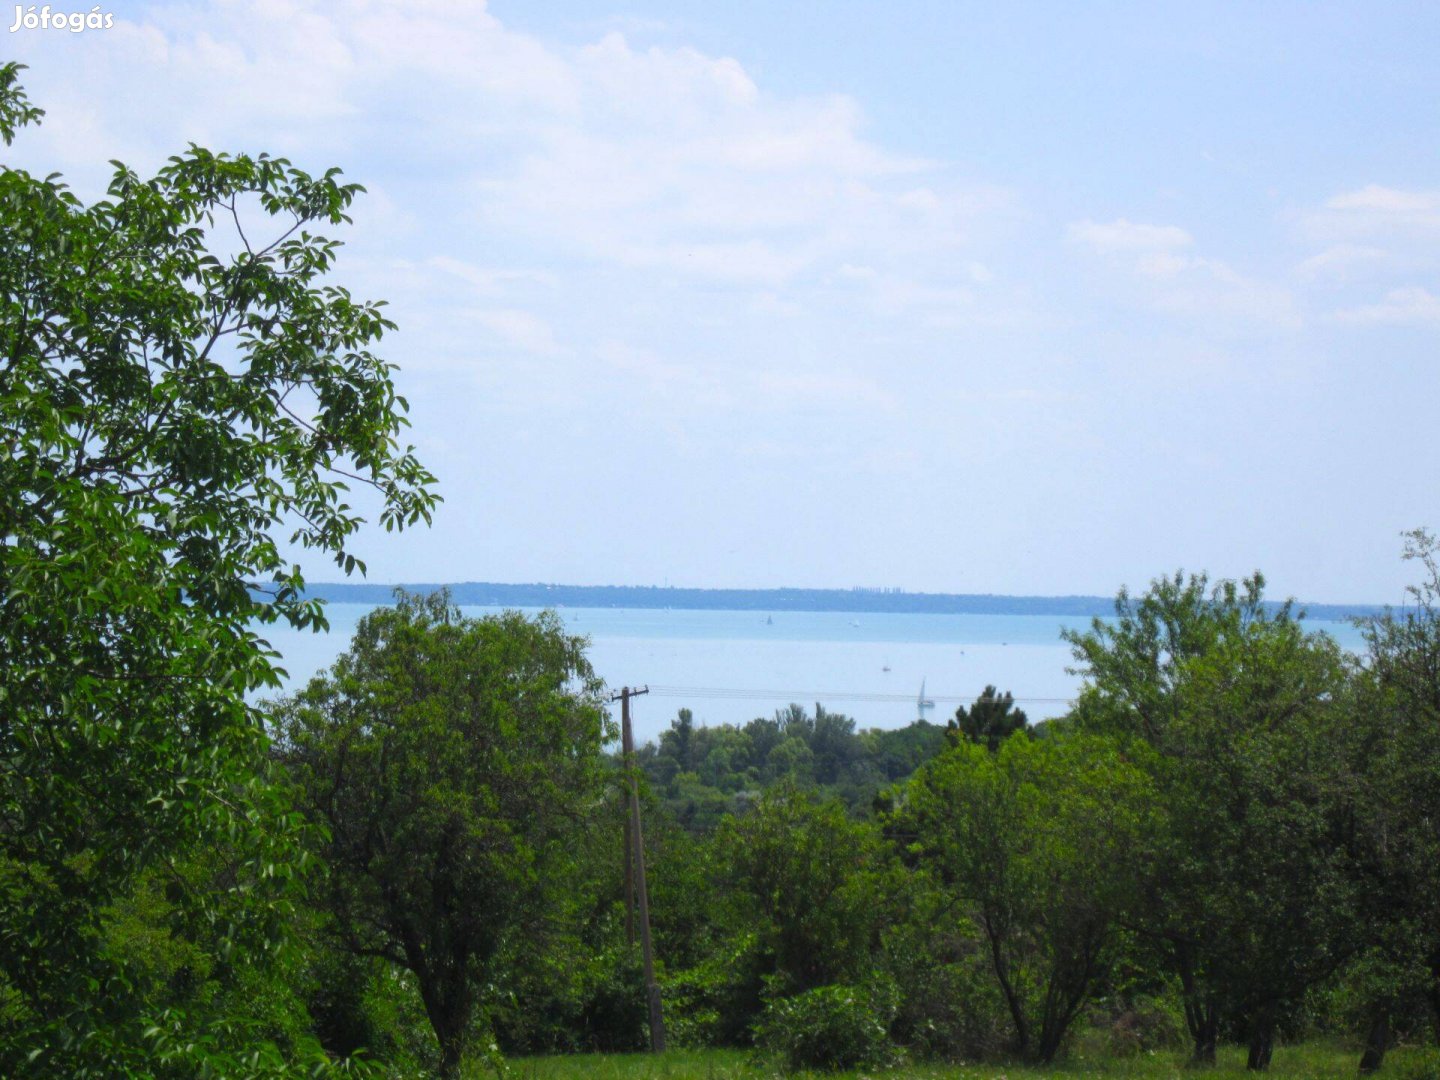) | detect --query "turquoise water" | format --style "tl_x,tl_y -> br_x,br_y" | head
257,604 -> 1368,745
